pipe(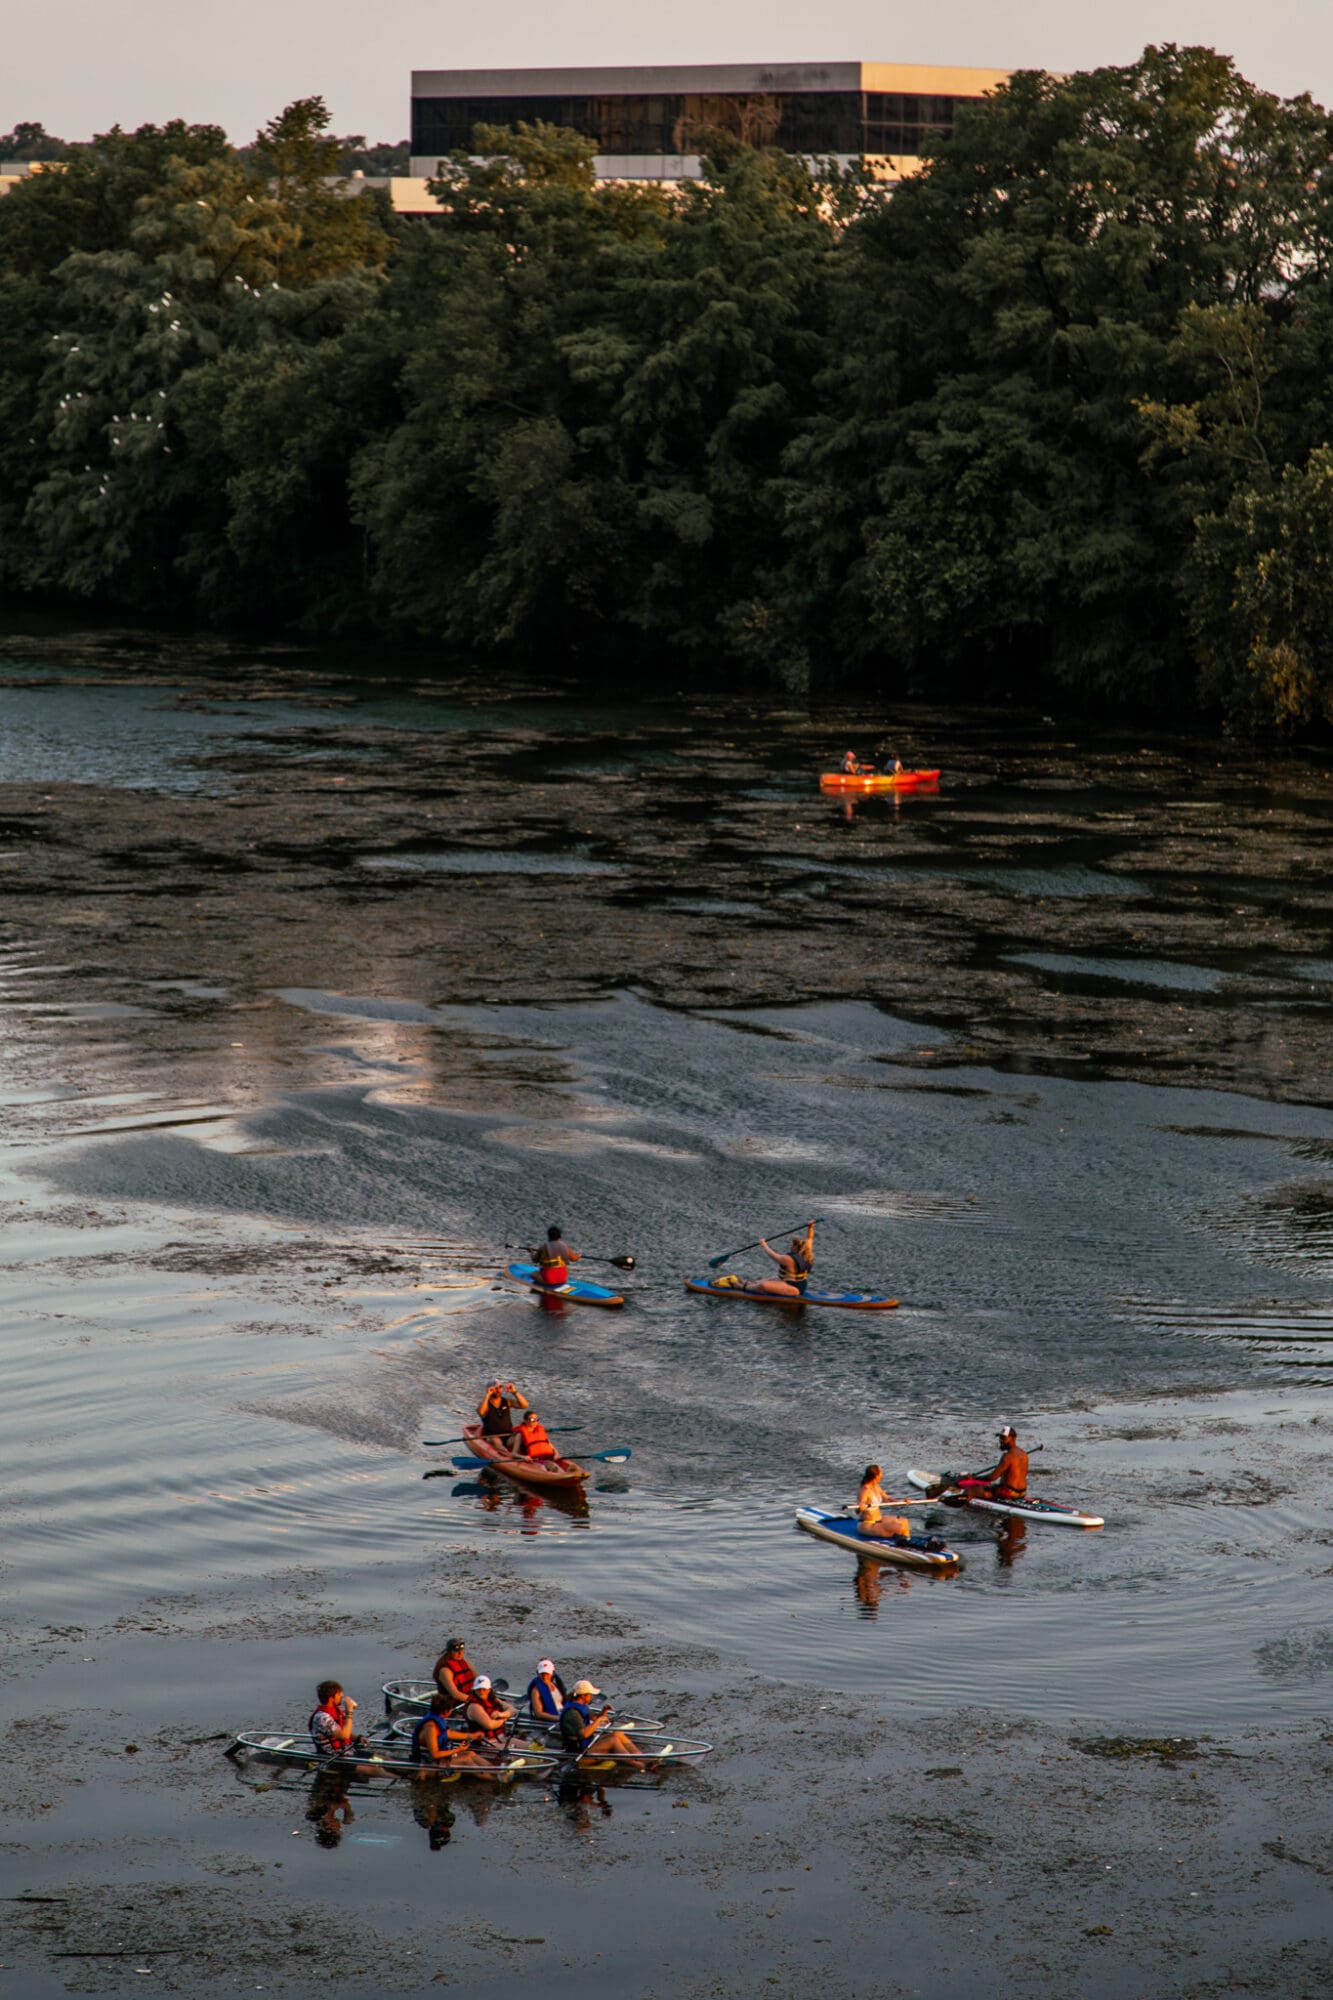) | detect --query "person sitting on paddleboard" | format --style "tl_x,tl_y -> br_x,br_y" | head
752,1220 -> 816,1297
533,1225 -> 580,1289
514,1409 -> 558,1461
528,1658 -> 568,1719
478,1380 -> 527,1442
956,1424 -> 1028,1501
558,1679 -> 648,1768
856,1466 -> 913,1542
433,1637 -> 478,1706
